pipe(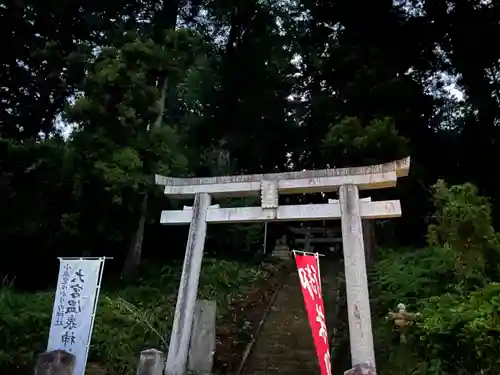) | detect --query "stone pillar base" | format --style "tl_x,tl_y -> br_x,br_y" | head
344,363 -> 377,375
34,350 -> 76,375
188,300 -> 216,374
